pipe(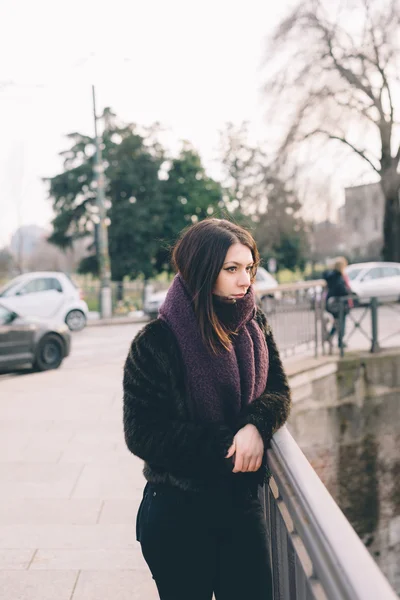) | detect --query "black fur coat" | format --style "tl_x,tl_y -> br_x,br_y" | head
123,308 -> 291,492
